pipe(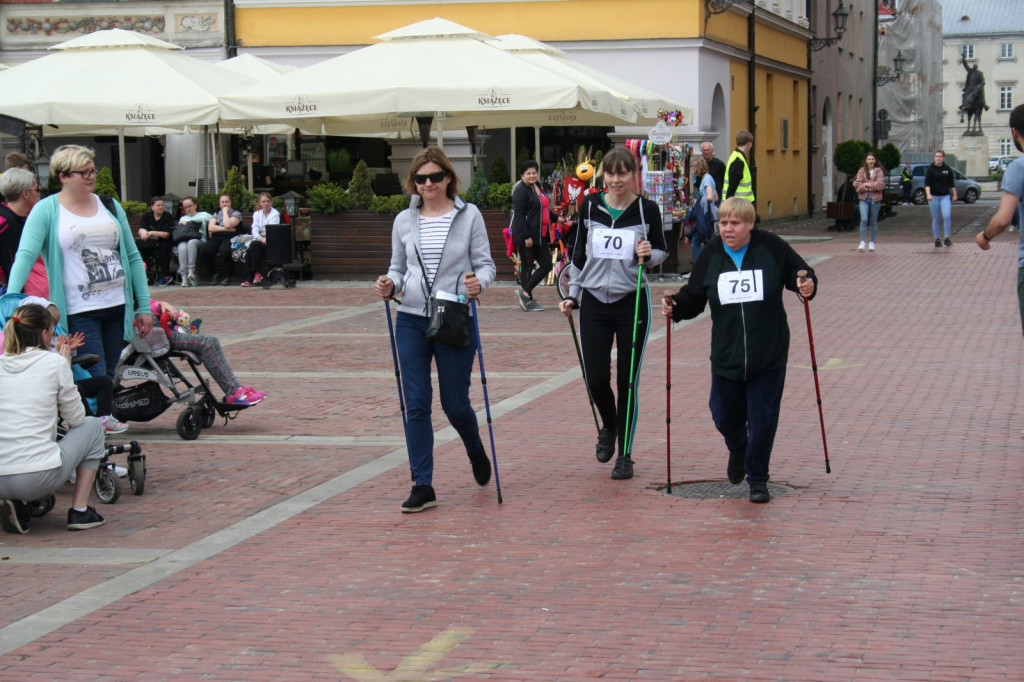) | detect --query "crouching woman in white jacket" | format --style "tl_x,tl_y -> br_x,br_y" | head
0,303 -> 107,534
